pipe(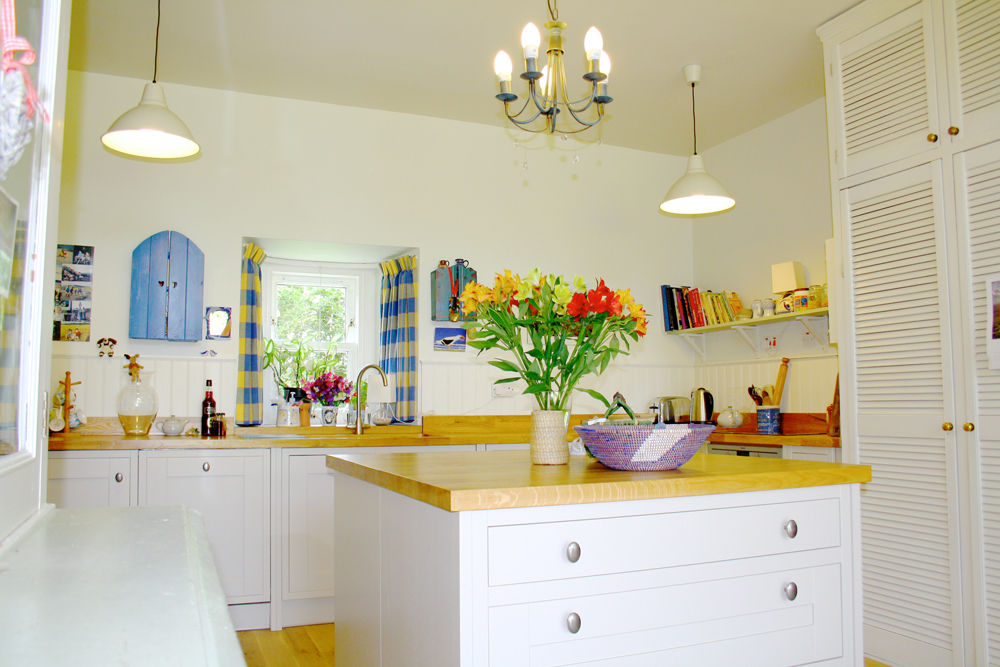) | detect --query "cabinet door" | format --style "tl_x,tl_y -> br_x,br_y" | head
954,138 -> 1000,665
822,0 -> 945,178
129,230 -> 203,341
47,452 -> 136,508
841,162 -> 965,666
944,0 -> 1000,146
140,449 -> 269,603
285,454 -> 336,599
